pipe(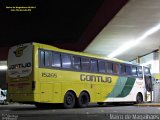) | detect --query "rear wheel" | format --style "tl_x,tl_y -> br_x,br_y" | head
77,92 -> 89,108
136,93 -> 143,104
35,103 -> 47,109
63,91 -> 76,109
